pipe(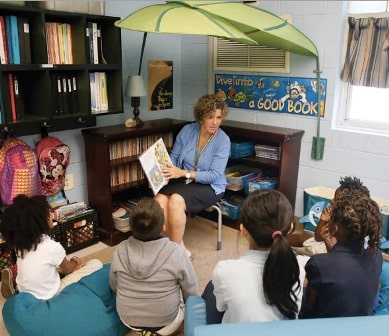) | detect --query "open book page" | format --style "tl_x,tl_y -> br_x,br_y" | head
138,138 -> 173,195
